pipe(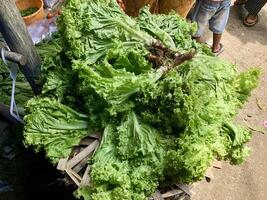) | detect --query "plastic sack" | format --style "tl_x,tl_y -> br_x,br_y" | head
159,0 -> 195,18
27,17 -> 58,44
43,0 -> 60,8
124,0 -> 158,16
124,0 -> 195,18
0,180 -> 13,193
